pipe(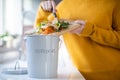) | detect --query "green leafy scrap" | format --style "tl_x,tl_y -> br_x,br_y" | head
56,21 -> 69,31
